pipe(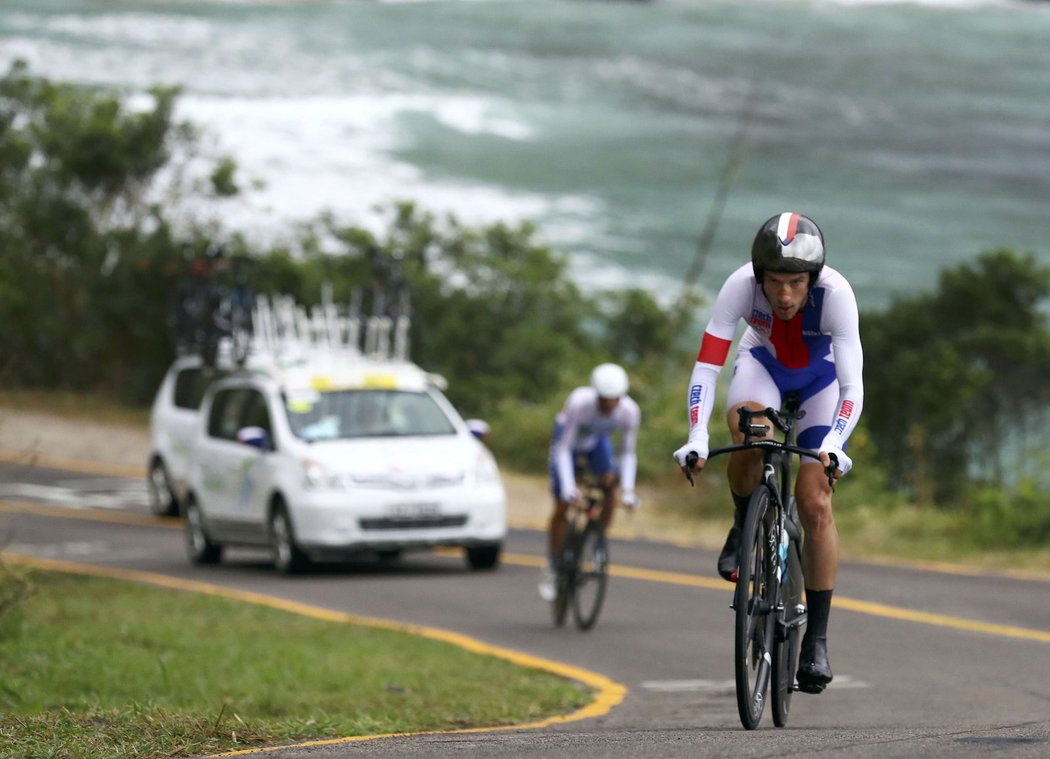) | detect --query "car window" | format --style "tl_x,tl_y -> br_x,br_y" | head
207,387 -> 255,441
239,390 -> 272,438
173,366 -> 225,410
285,389 -> 457,442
